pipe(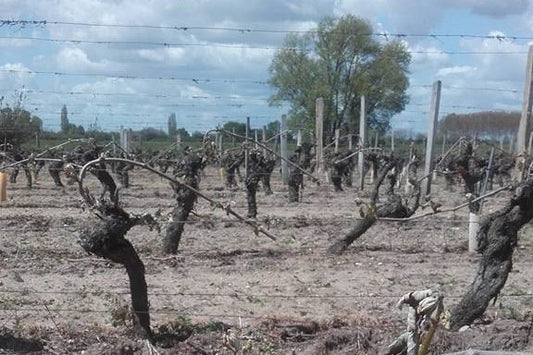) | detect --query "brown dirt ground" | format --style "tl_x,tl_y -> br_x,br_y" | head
0,166 -> 532,354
